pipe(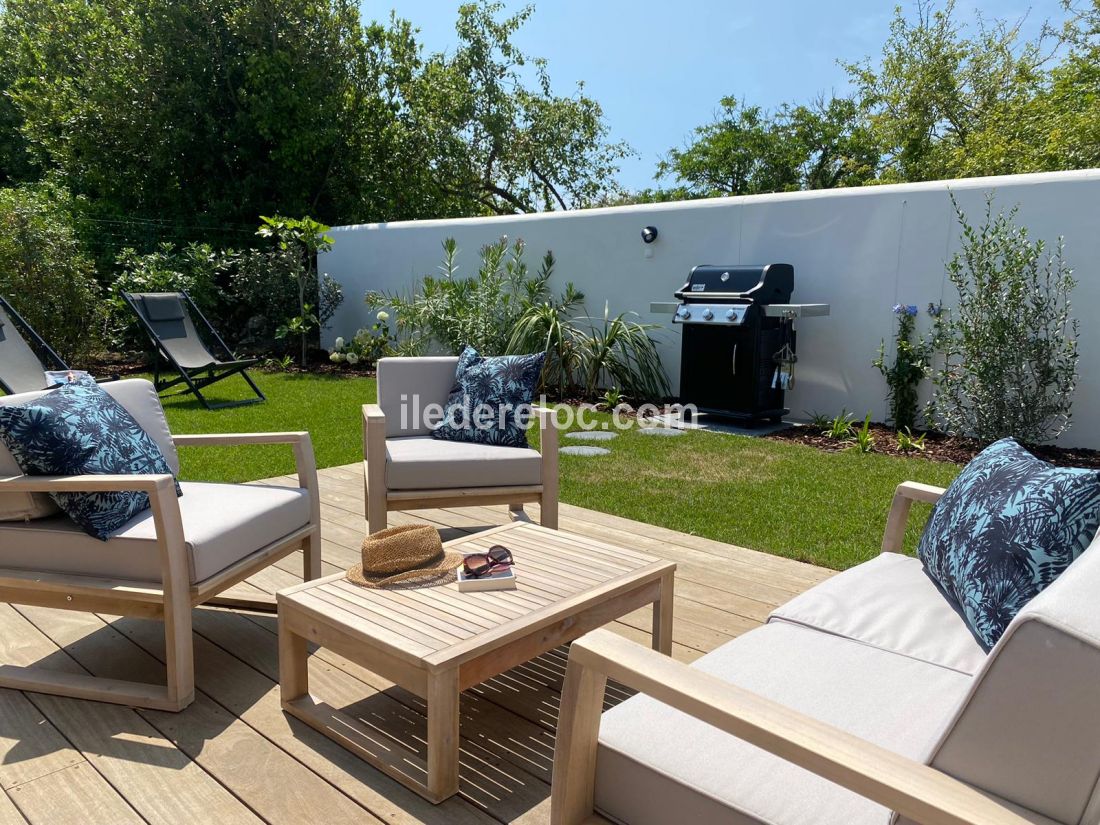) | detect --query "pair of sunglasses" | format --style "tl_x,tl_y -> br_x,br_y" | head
463,545 -> 514,578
